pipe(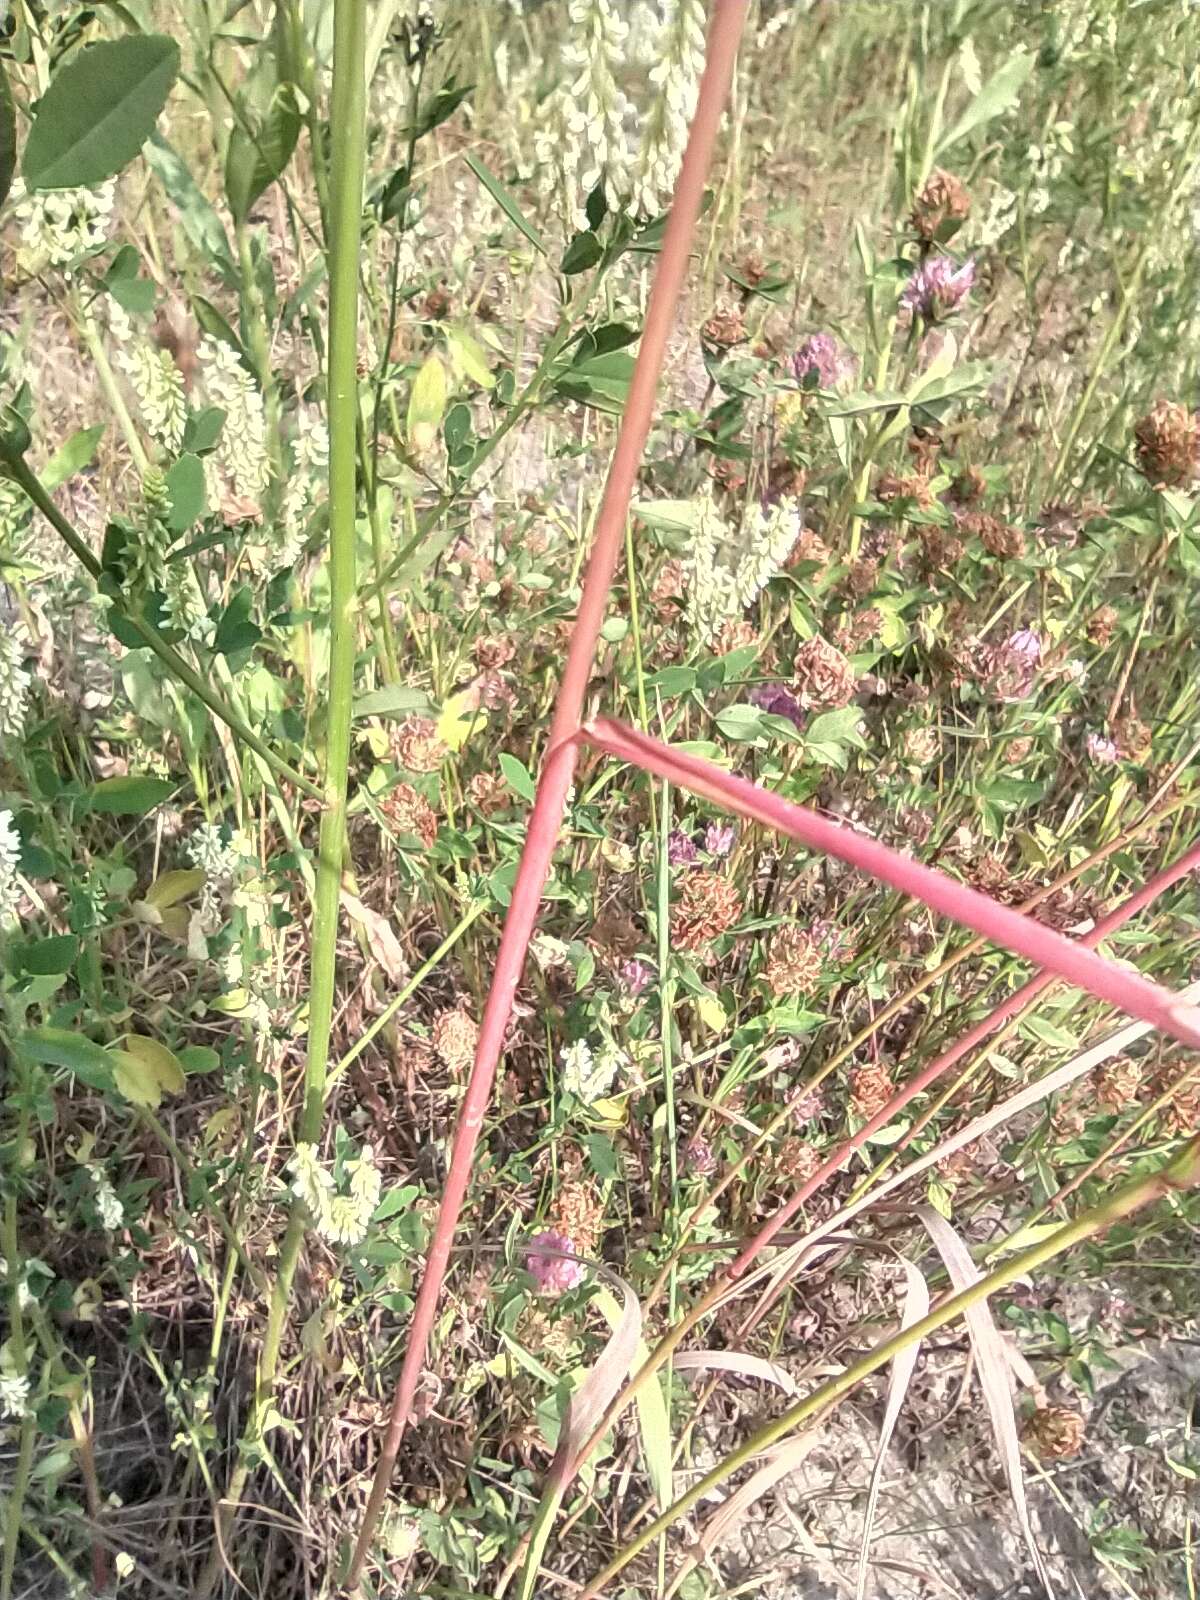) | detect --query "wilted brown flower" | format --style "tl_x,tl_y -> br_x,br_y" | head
764,923 -> 824,996
919,526 -> 966,572
1087,604 -> 1119,647
958,510 -> 1026,560
432,1007 -> 478,1074
903,726 -> 940,766
1022,1404 -> 1085,1461
468,771 -> 508,814
910,168 -> 971,242
473,634 -> 517,670
1113,714 -> 1152,764
673,871 -> 742,951
1134,398 -> 1199,488
876,470 -> 934,509
906,428 -> 943,475
550,1170 -> 605,1256
710,456 -> 747,494
849,1061 -> 895,1121
774,1136 -> 821,1184
476,670 -> 516,711
845,558 -> 879,598
950,465 -> 987,505
380,782 -> 438,847
793,635 -> 856,709
1154,1070 -> 1200,1138
1007,736 -> 1034,763
651,558 -> 686,617
701,307 -> 746,348
394,716 -> 447,773
1094,1057 -> 1143,1110
714,619 -> 758,654
786,525 -> 832,568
